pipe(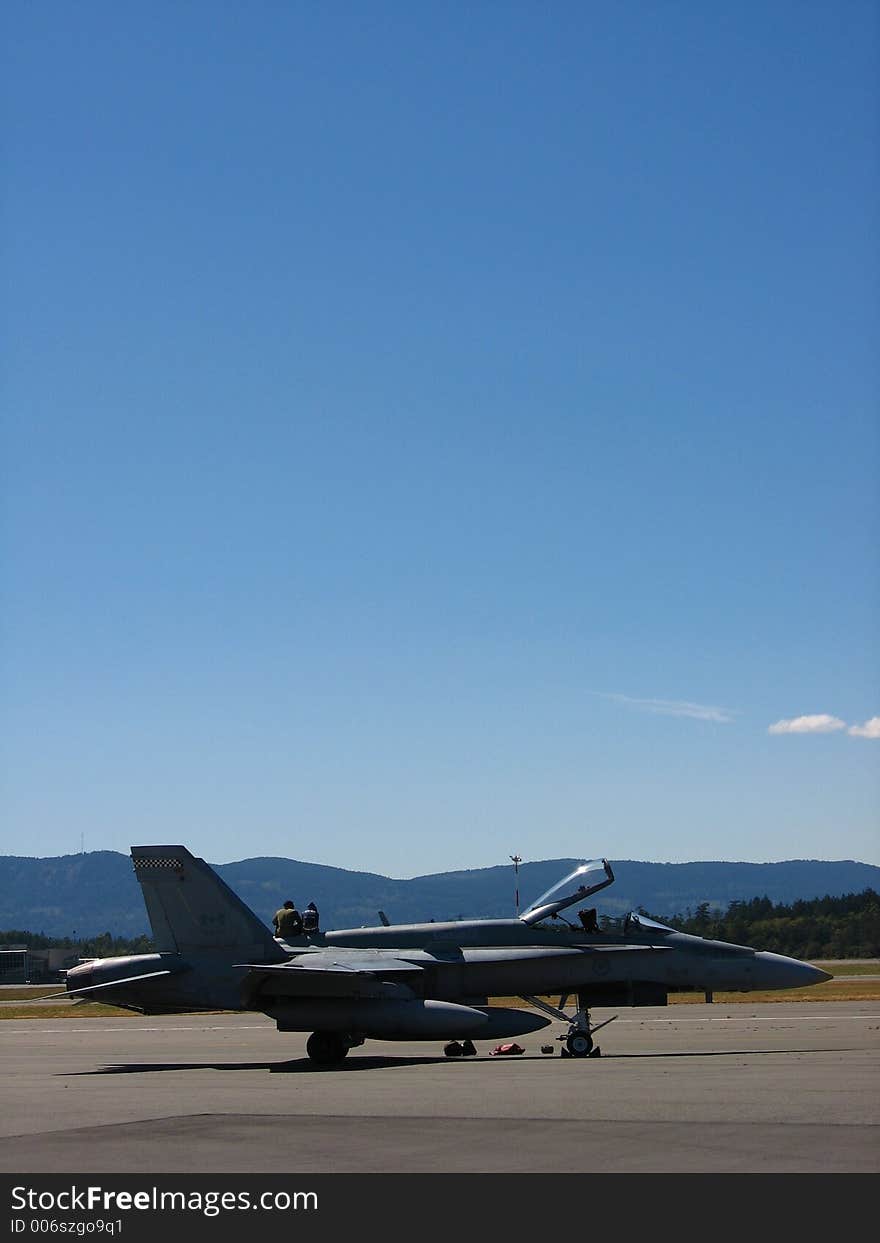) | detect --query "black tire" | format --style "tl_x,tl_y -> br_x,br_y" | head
306,1031 -> 349,1065
566,1032 -> 593,1057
